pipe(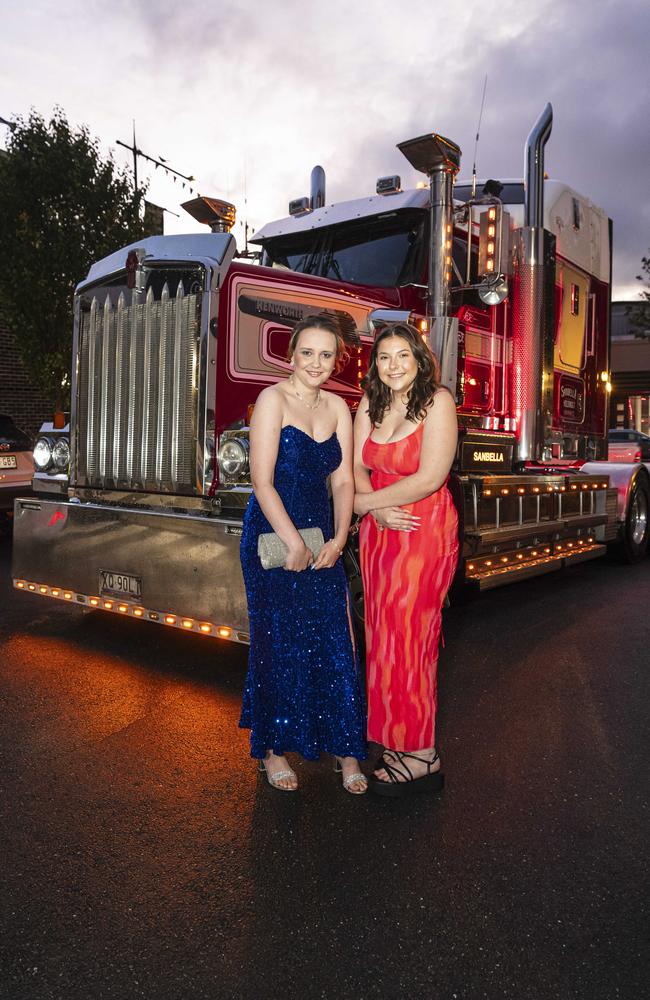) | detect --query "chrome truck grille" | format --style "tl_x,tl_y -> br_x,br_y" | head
75,281 -> 200,493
